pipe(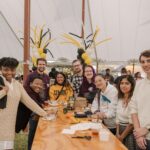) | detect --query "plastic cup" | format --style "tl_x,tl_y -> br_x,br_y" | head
99,129 -> 110,141
45,107 -> 58,121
